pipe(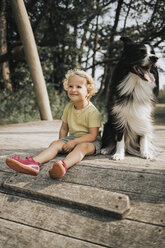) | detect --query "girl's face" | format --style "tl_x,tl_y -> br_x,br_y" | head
67,75 -> 89,103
